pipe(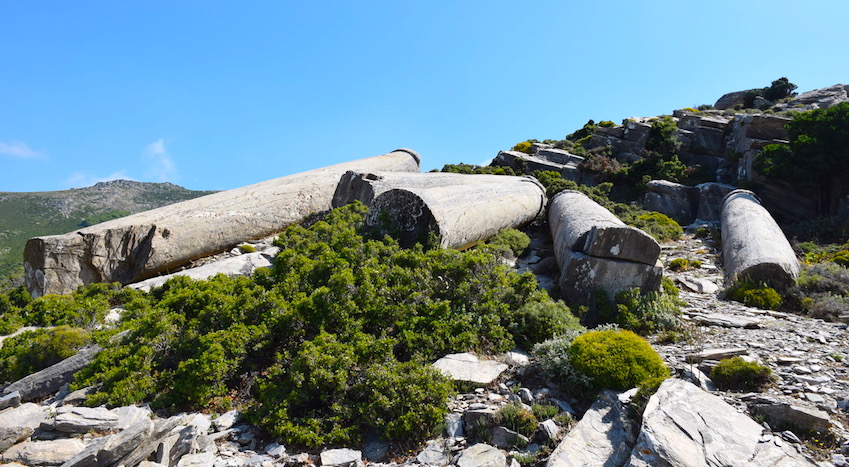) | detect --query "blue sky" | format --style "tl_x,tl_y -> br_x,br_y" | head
2,1 -> 848,192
